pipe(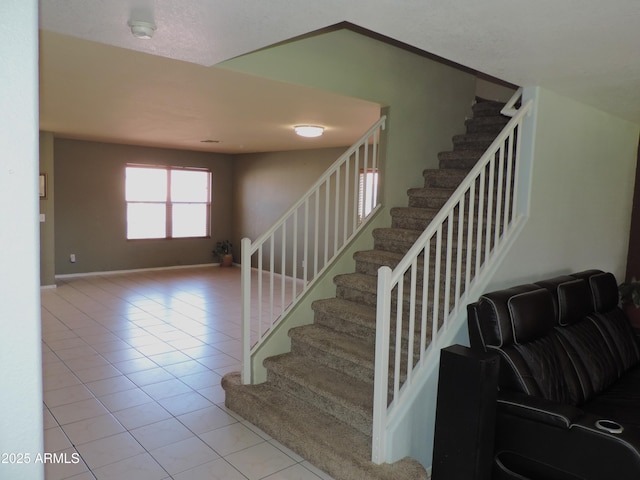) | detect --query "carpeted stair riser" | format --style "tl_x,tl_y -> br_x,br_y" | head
423,168 -> 470,188
464,115 -> 509,134
222,374 -> 428,480
264,354 -> 373,436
